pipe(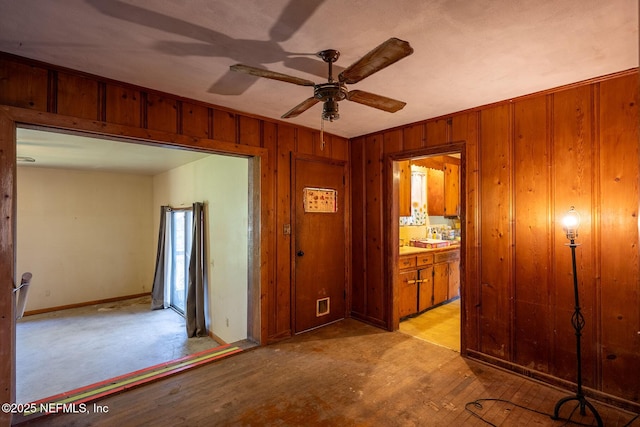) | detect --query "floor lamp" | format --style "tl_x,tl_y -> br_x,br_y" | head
551,207 -> 603,426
